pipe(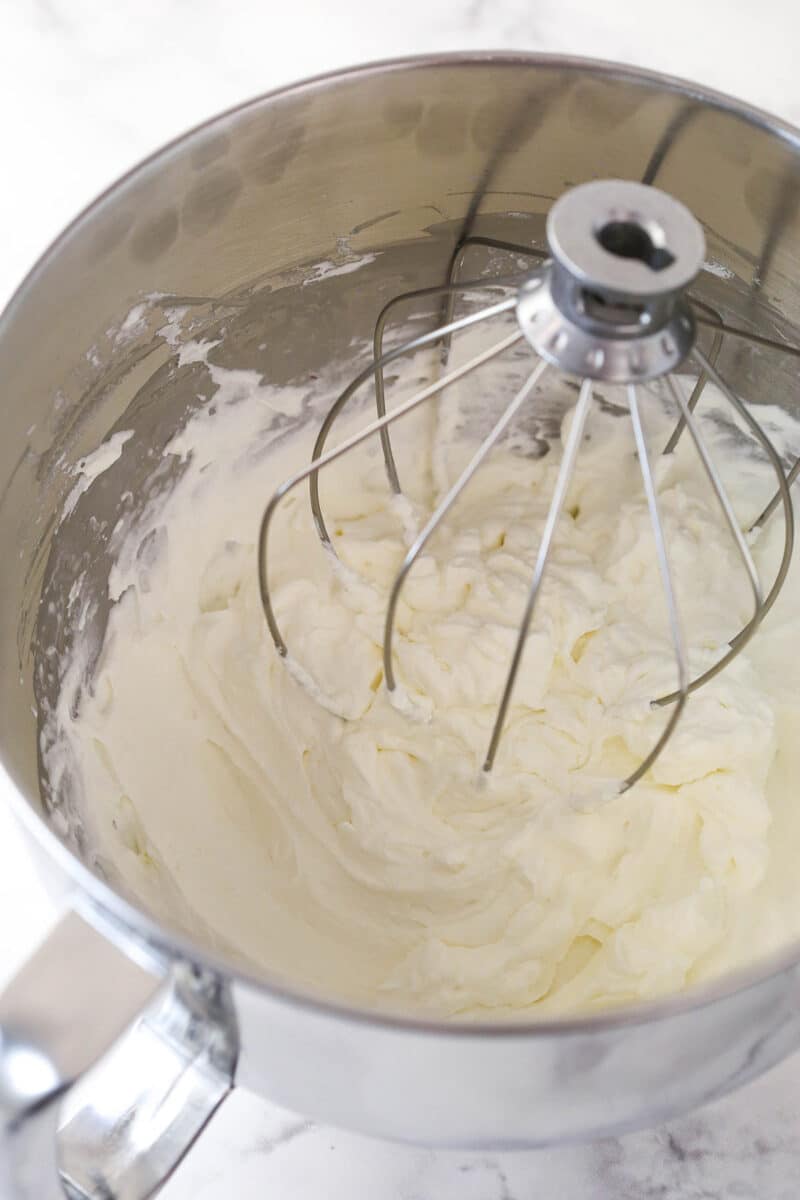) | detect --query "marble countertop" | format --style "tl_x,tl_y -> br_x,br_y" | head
3,1 -> 800,1196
